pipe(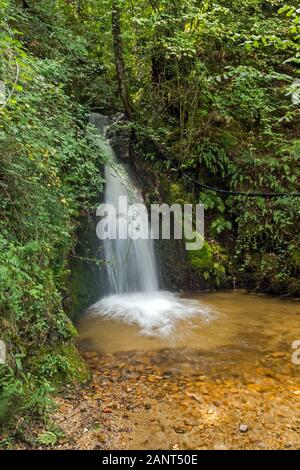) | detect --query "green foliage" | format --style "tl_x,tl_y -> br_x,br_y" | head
0,0 -> 103,442
189,240 -> 229,287
37,431 -> 59,447
36,420 -> 65,447
1,0 -> 300,446
110,0 -> 299,292
105,0 -> 299,293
